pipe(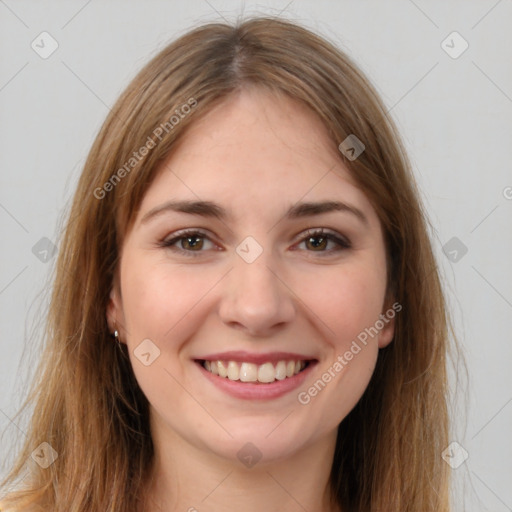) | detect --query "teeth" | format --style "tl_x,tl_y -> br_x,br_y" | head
275,361 -> 287,380
217,361 -> 228,378
239,362 -> 257,382
227,361 -> 239,381
258,362 -> 275,383
202,359 -> 307,383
